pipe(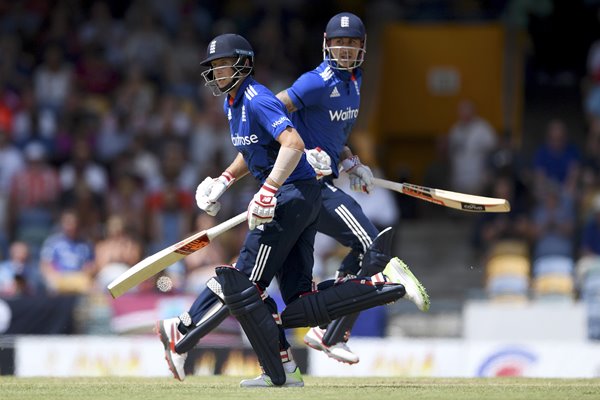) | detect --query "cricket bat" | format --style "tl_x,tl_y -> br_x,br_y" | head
107,212 -> 247,298
372,178 -> 510,213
